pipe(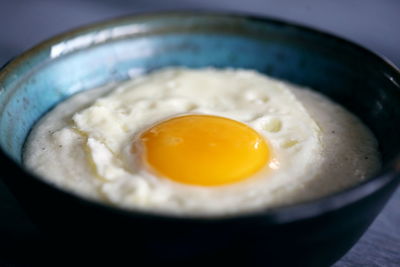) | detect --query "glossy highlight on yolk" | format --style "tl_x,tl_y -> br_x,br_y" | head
136,115 -> 271,186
